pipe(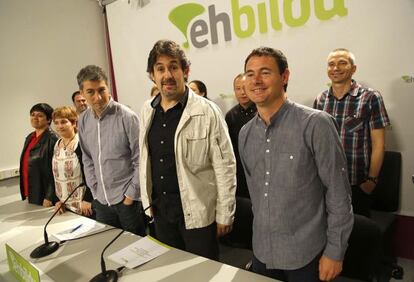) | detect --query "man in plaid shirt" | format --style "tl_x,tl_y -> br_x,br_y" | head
314,48 -> 390,217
